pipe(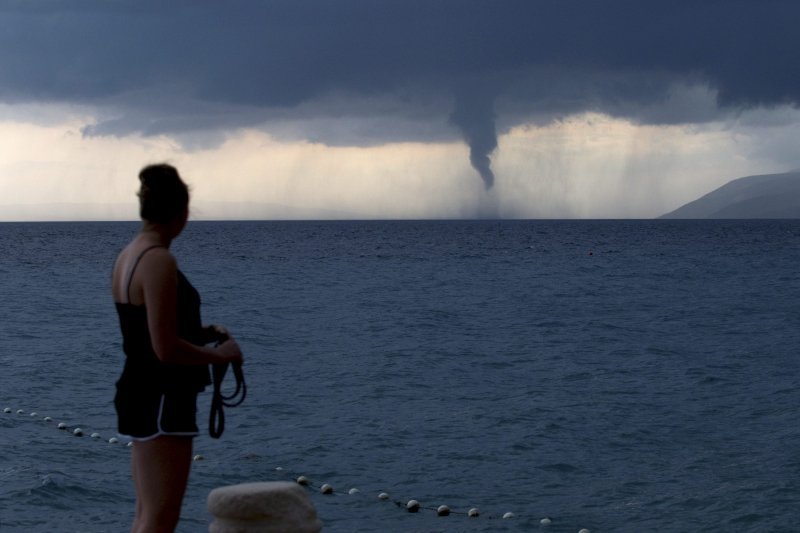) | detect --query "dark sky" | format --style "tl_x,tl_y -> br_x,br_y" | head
1,1 -> 798,188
